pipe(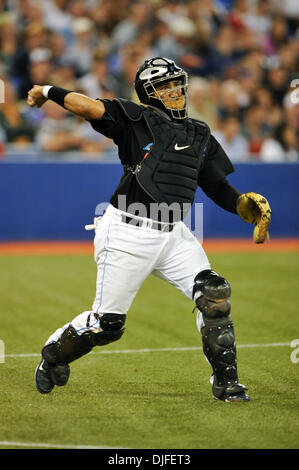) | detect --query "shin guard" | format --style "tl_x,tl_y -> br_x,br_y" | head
42,313 -> 126,365
193,270 -> 245,399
